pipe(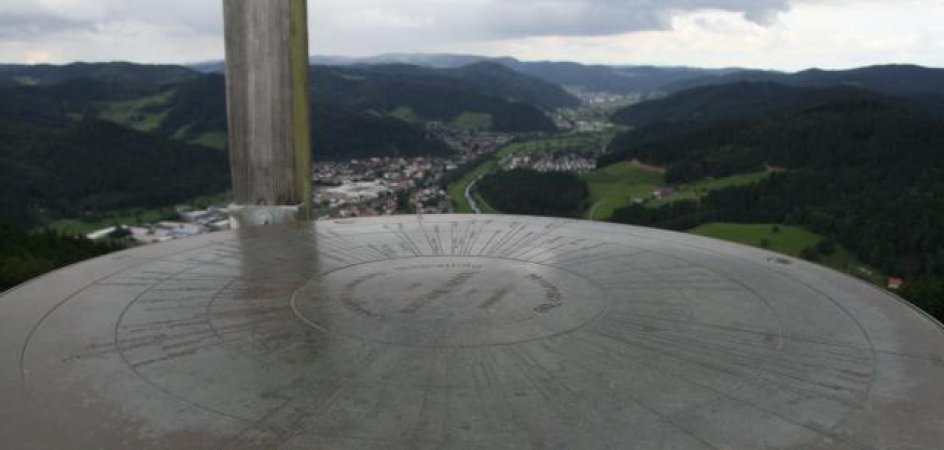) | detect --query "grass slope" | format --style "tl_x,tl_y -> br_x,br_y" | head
650,171 -> 771,206
689,222 -> 880,283
690,223 -> 821,256
583,161 -> 664,220
98,92 -> 173,131
450,112 -> 494,131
